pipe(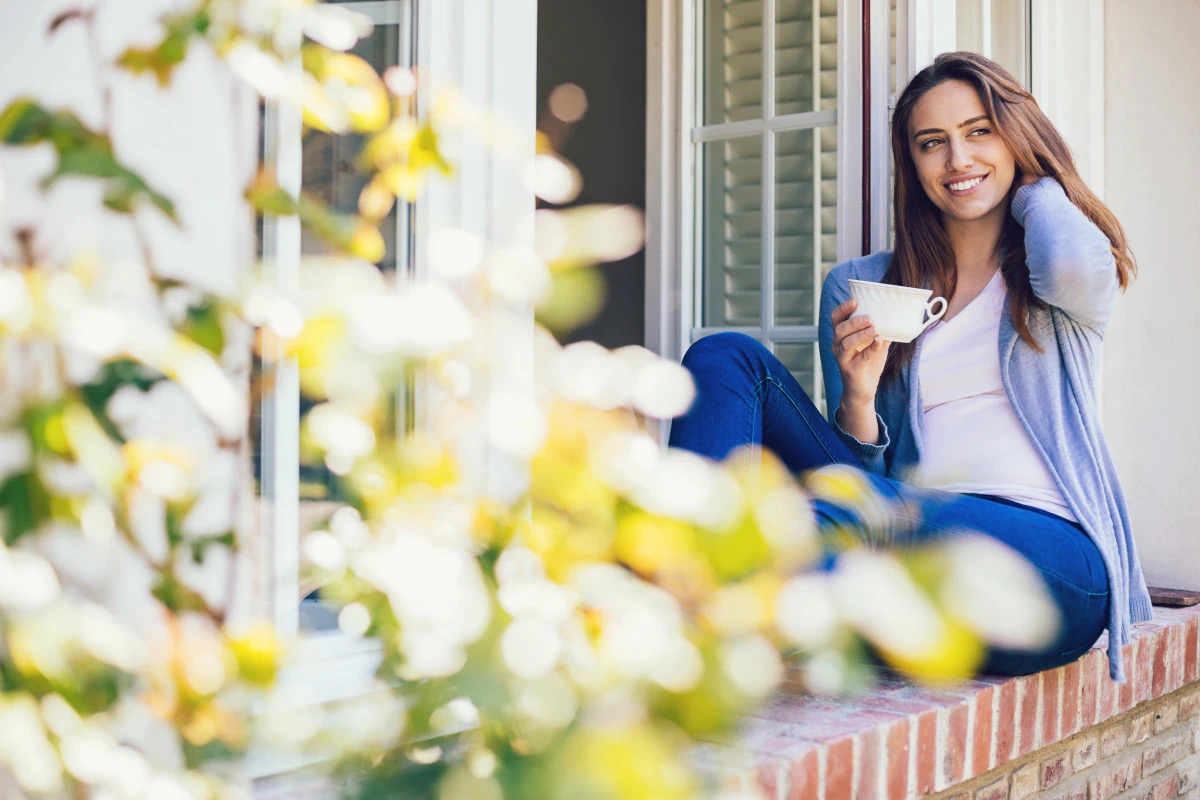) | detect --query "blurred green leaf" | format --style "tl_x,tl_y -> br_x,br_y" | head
0,98 -> 178,221
0,471 -> 50,544
116,7 -> 211,87
189,531 -> 236,564
79,359 -> 165,443
182,301 -> 226,356
152,572 -> 211,613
